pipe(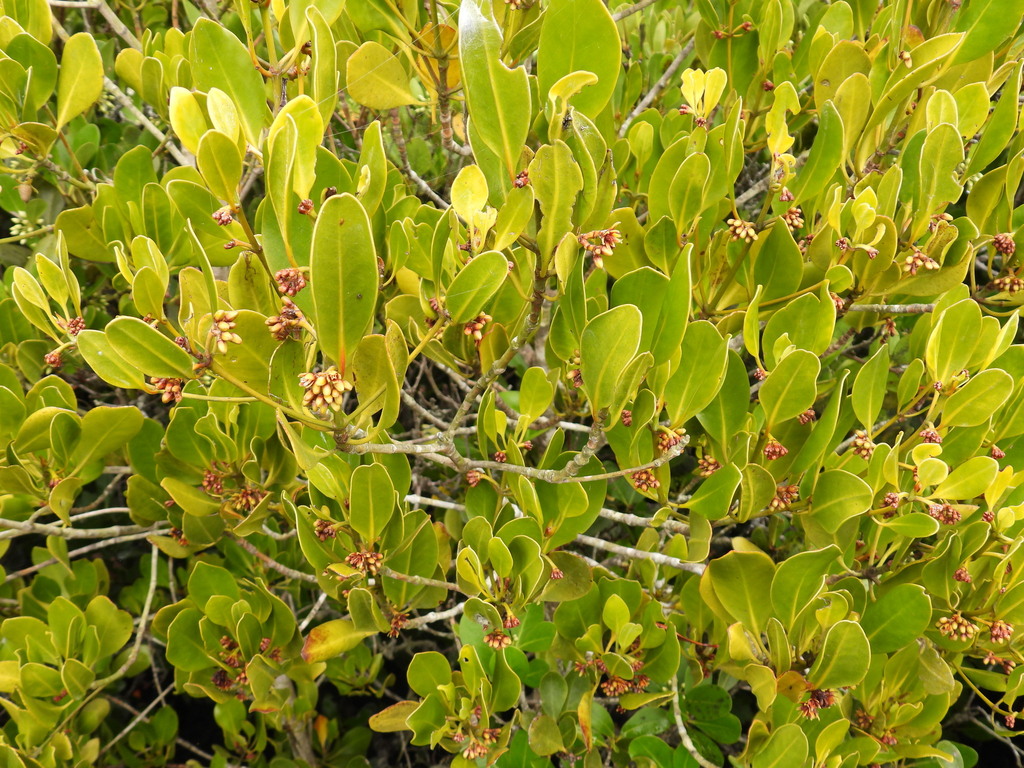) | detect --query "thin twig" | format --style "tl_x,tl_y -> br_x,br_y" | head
389,107 -> 450,207
671,674 -> 720,768
0,226 -> 54,245
612,0 -> 660,21
93,544 -> 160,689
444,271 -> 548,438
3,530 -> 156,584
105,694 -> 229,764
100,686 -> 170,757
298,591 -> 329,632
969,716 -> 1024,768
103,77 -> 191,166
232,536 -> 319,583
618,39 -> 695,138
